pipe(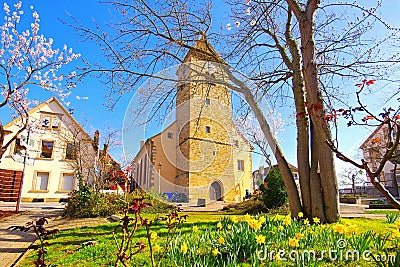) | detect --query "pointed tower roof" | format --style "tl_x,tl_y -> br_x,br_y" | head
183,36 -> 224,64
